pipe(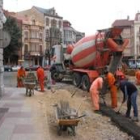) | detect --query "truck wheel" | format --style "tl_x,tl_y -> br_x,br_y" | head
72,73 -> 81,87
51,70 -> 63,82
81,75 -> 90,91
